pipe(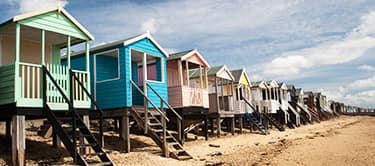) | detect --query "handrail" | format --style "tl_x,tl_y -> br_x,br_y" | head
146,82 -> 182,120
70,70 -> 104,147
240,94 -> 261,117
130,80 -> 169,122
42,65 -> 81,162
